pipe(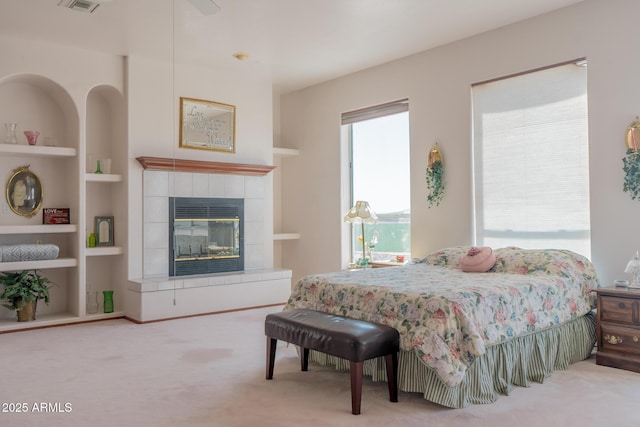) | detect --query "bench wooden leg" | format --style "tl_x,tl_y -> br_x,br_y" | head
385,353 -> 398,402
349,360 -> 363,415
301,347 -> 309,371
266,337 -> 277,380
